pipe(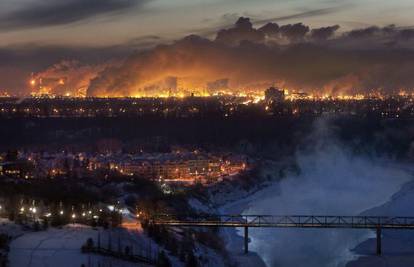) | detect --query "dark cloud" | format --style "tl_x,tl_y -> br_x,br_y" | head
258,22 -> 338,43
215,18 -> 310,45
0,0 -> 147,31
347,26 -> 381,39
258,23 -> 280,36
399,29 -> 414,40
193,6 -> 346,38
310,25 -> 340,41
334,25 -> 414,49
215,17 -> 265,46
279,23 -> 310,42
